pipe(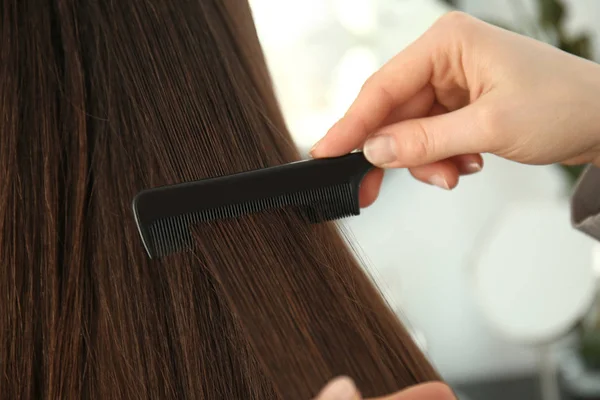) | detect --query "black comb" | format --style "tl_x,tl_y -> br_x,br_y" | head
132,152 -> 374,259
